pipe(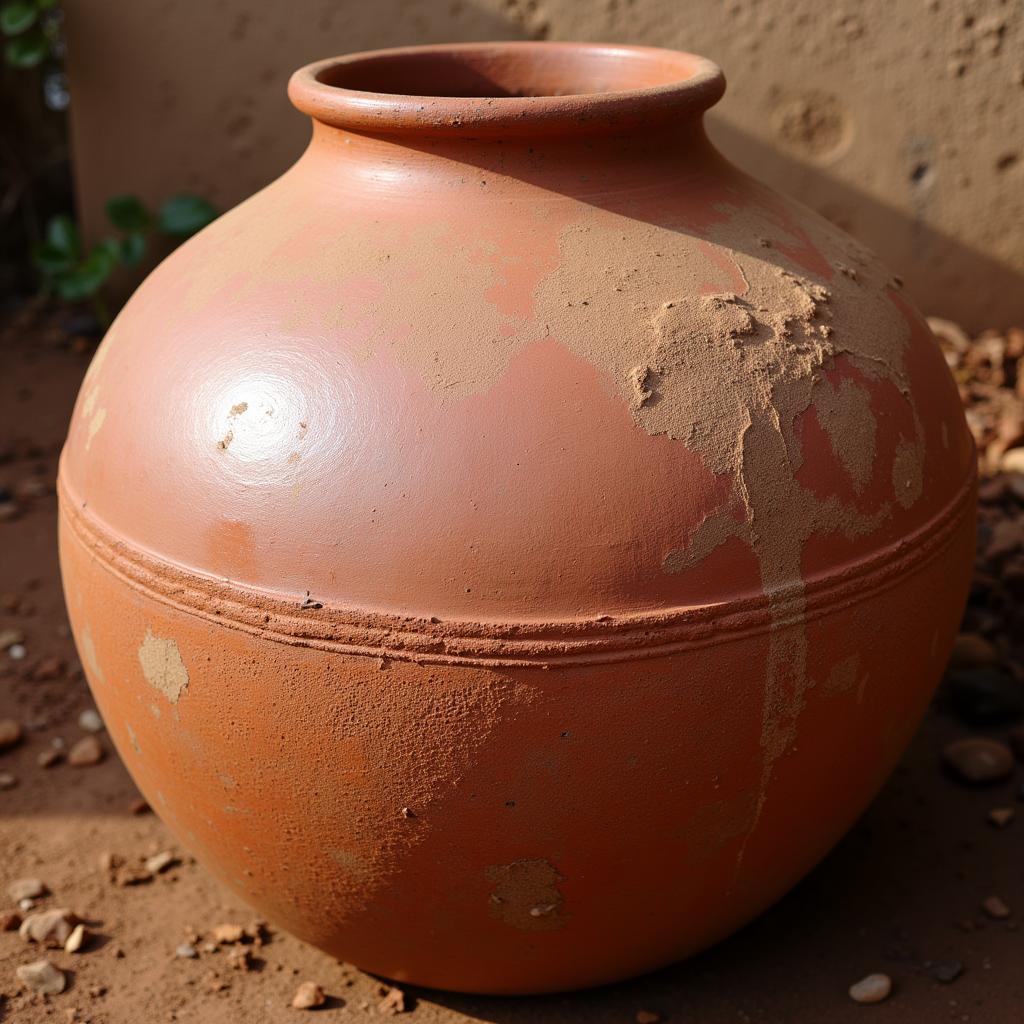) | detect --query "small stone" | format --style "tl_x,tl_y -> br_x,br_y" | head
175,943 -> 198,959
0,772 -> 18,789
77,708 -> 103,733
942,737 -> 1014,784
927,960 -> 963,983
65,922 -> 88,952
19,908 -> 79,947
949,668 -> 1024,725
212,923 -> 245,944
129,798 -> 151,815
98,851 -> 122,873
7,878 -> 46,902
67,735 -> 104,767
848,973 -> 892,1003
37,748 -> 62,768
30,656 -> 65,681
0,628 -> 24,651
989,806 -> 1015,827
950,633 -> 999,669
982,896 -> 1011,919
637,1012 -> 662,1024
0,910 -> 22,931
113,865 -> 152,887
378,986 -> 407,1015
145,850 -> 178,875
8,643 -> 26,660
228,946 -> 254,971
291,981 -> 326,1009
0,718 -> 22,750
16,958 -> 66,995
